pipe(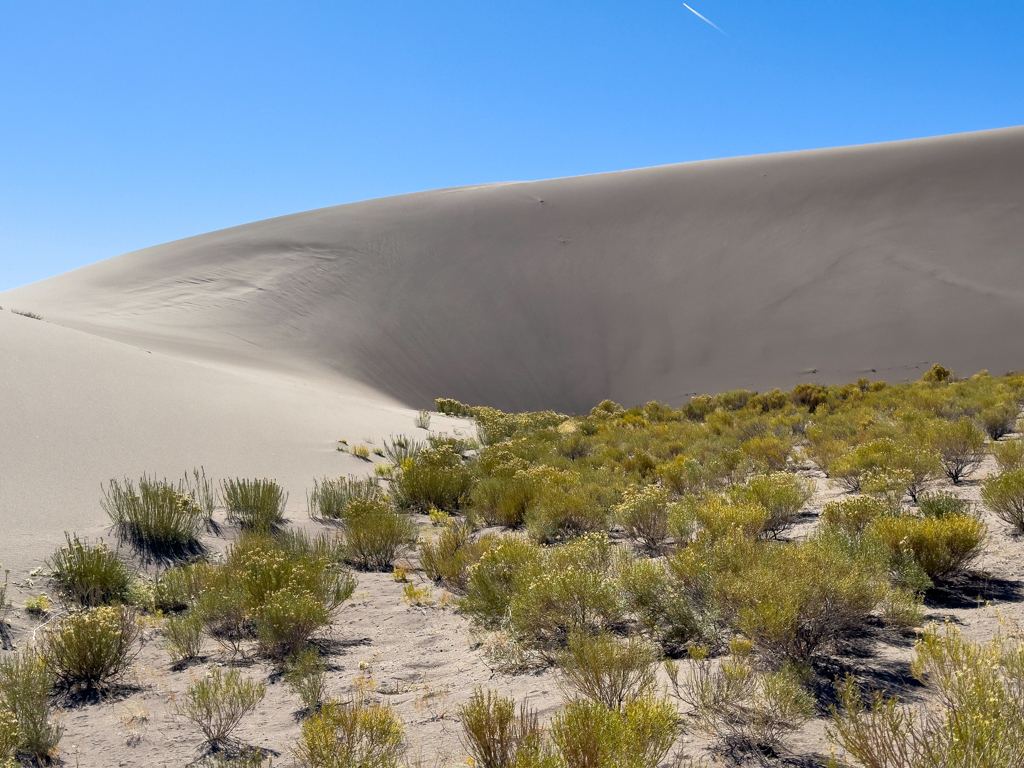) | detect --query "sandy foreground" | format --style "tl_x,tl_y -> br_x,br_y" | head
1,126 -> 1024,765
